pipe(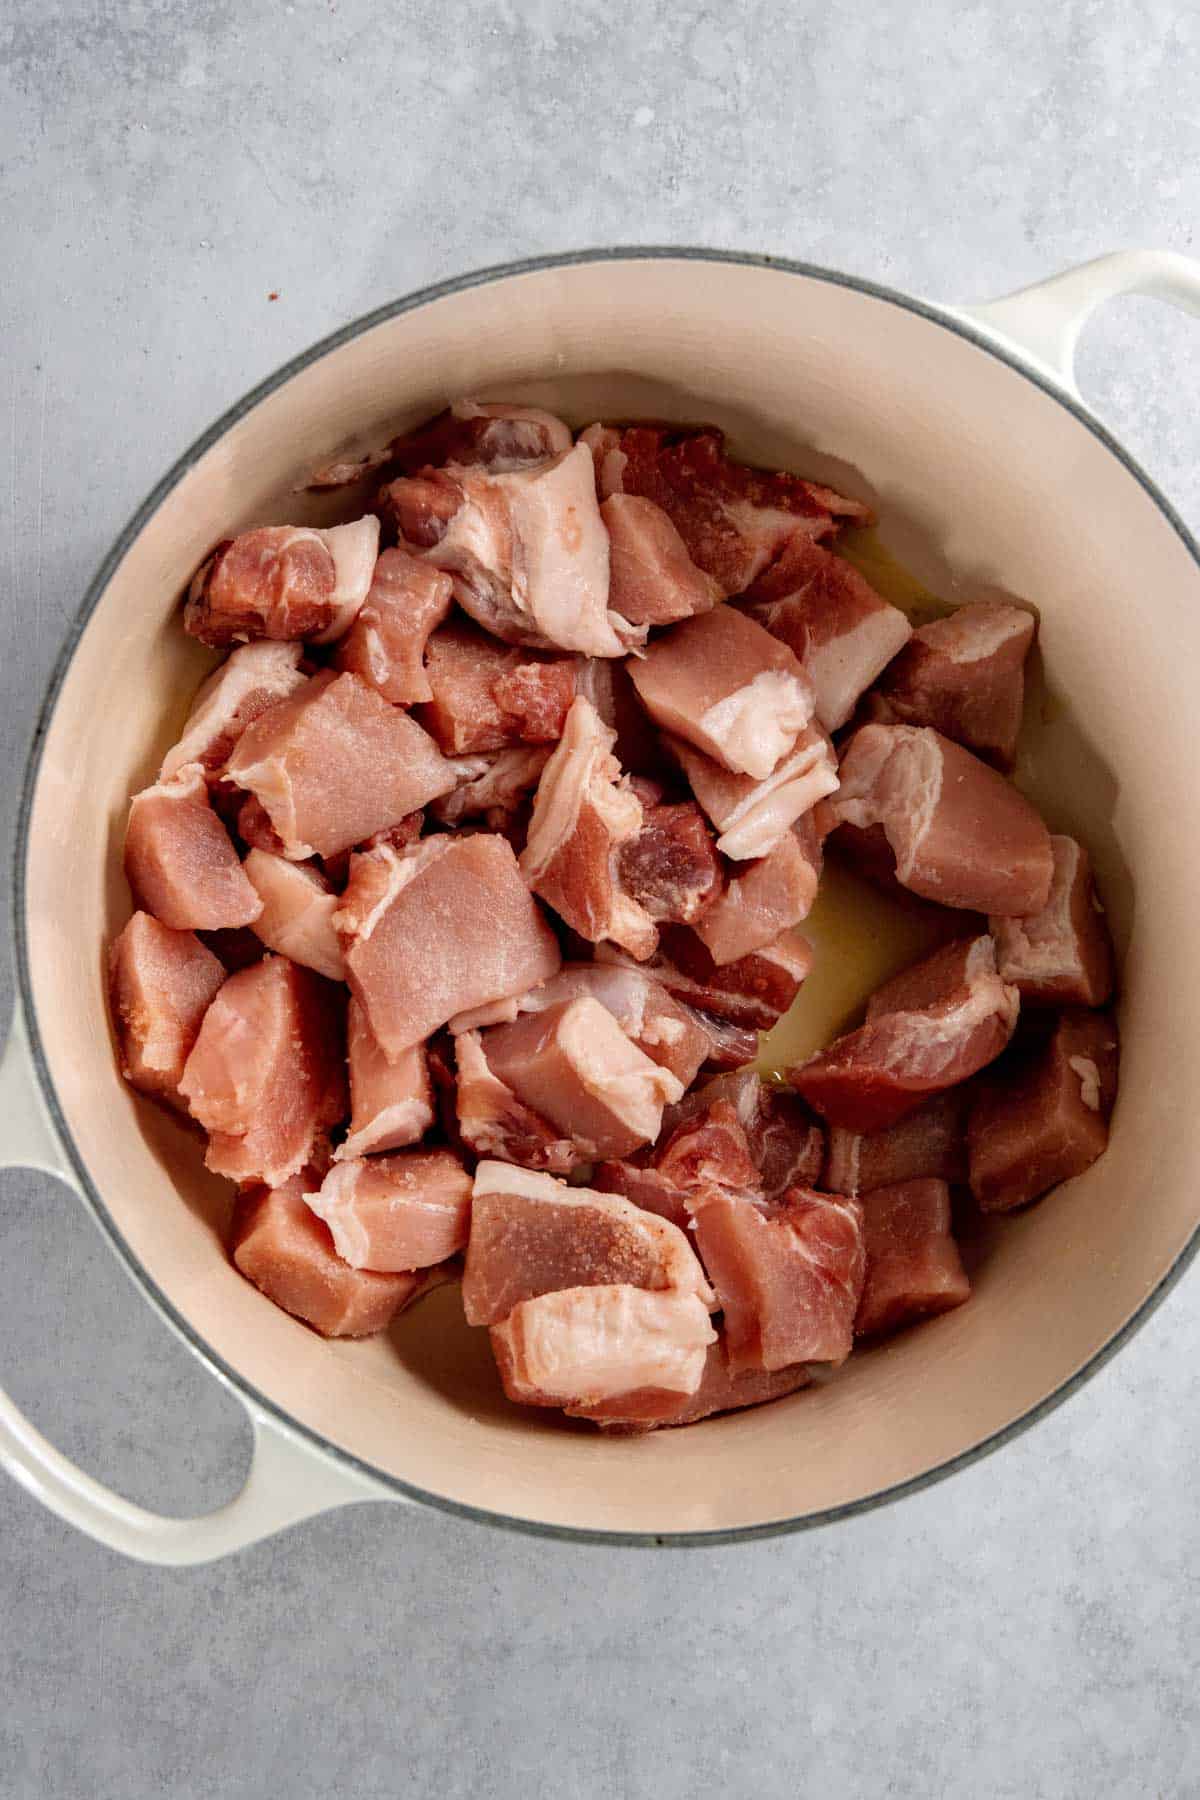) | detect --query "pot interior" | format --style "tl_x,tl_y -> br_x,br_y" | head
22,257 -> 1200,1537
